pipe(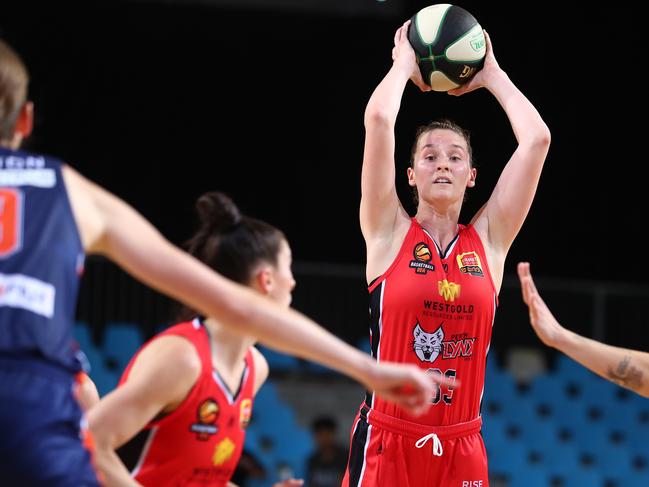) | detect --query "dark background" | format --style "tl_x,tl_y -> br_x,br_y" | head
2,0 -> 648,355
